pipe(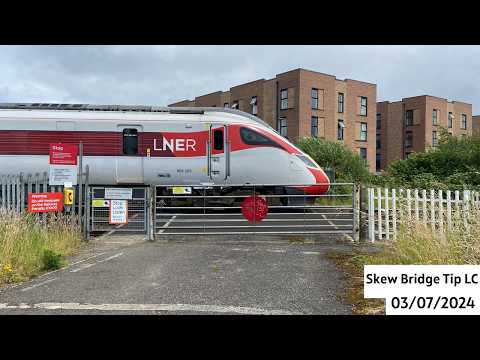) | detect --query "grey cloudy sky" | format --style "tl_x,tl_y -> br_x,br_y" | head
0,45 -> 479,113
